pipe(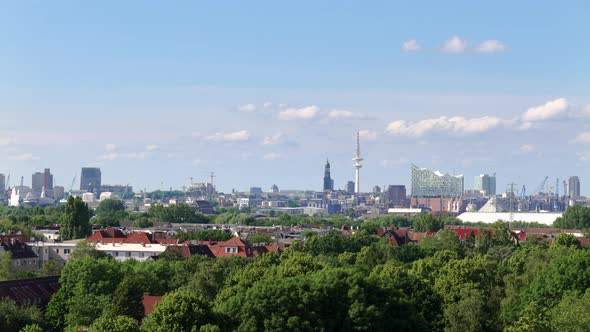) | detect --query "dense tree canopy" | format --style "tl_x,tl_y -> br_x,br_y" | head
60,196 -> 91,240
